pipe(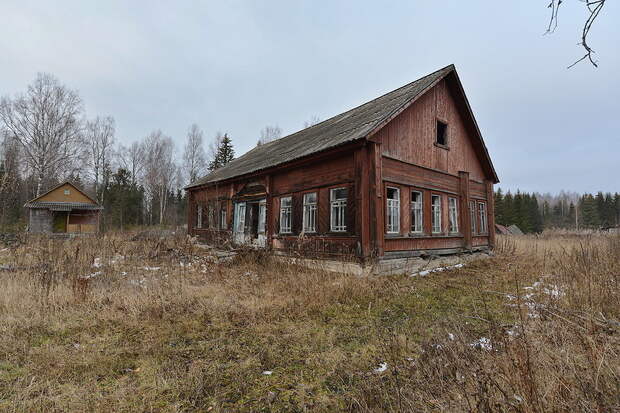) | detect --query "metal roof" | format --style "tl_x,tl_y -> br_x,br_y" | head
24,202 -> 103,211
186,65 -> 458,189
